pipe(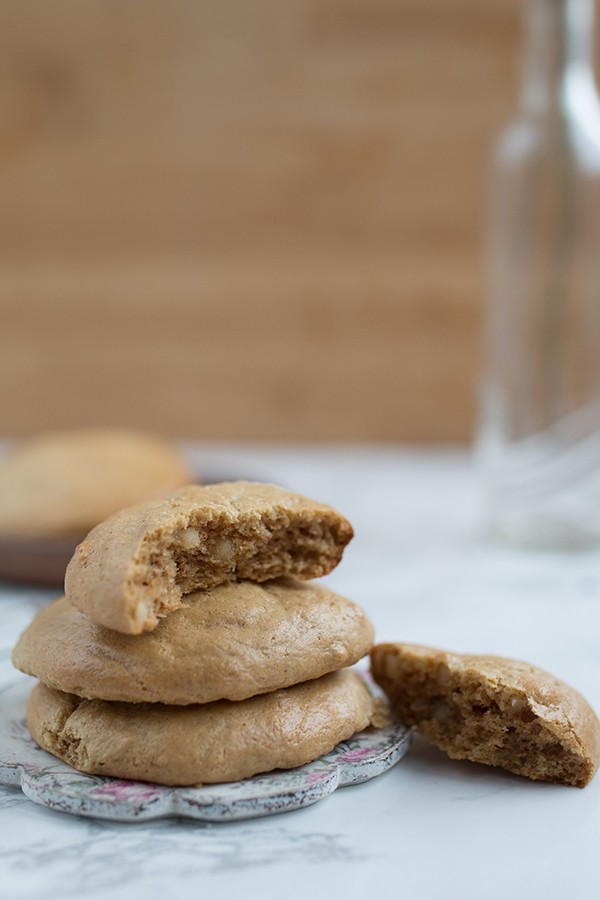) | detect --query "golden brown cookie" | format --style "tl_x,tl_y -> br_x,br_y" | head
371,642 -> 600,787
64,481 -> 353,634
26,669 -> 374,786
13,578 -> 374,704
0,429 -> 192,538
